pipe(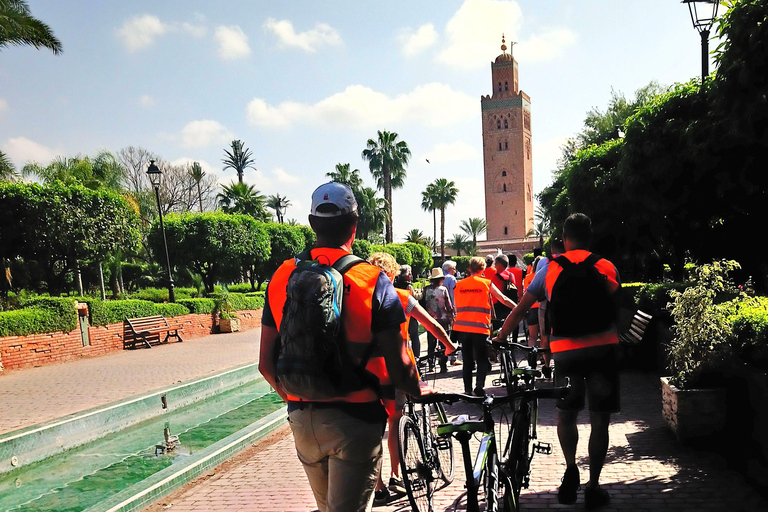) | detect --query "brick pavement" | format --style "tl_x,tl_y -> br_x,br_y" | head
144,365 -> 768,512
0,329 -> 260,434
